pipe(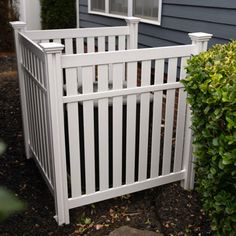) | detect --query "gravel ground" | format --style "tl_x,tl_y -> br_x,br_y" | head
0,54 -> 212,236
